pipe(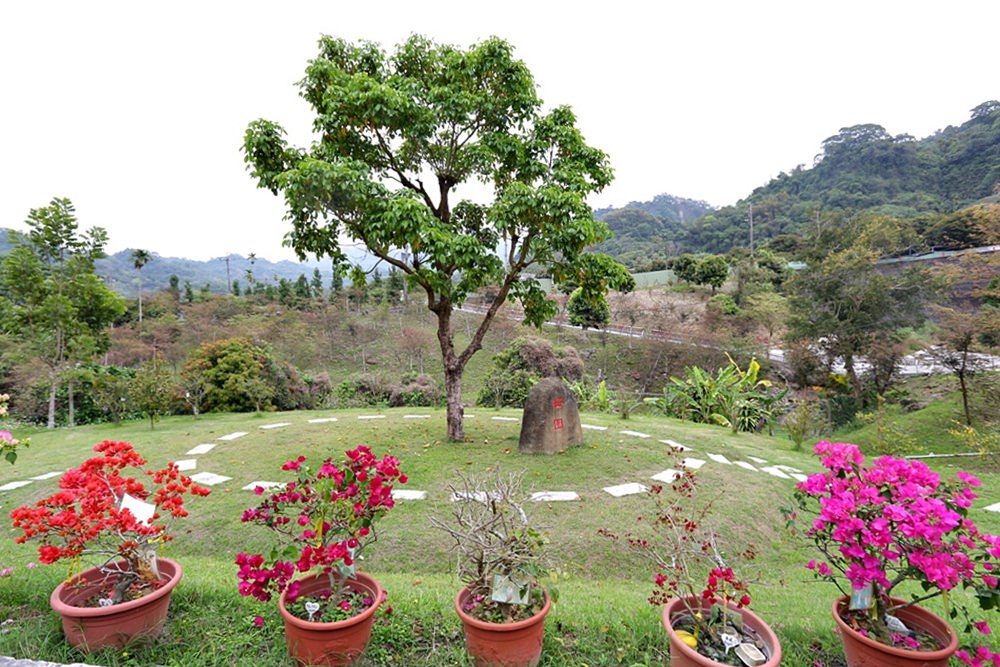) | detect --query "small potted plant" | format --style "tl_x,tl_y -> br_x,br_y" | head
792,441 -> 1000,667
236,445 -> 406,667
601,463 -> 781,666
9,440 -> 210,650
431,470 -> 554,667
